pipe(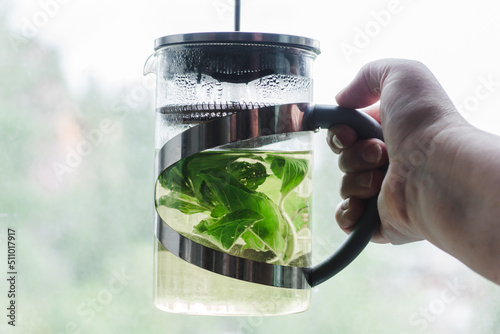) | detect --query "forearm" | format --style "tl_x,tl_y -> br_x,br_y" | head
408,126 -> 500,284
